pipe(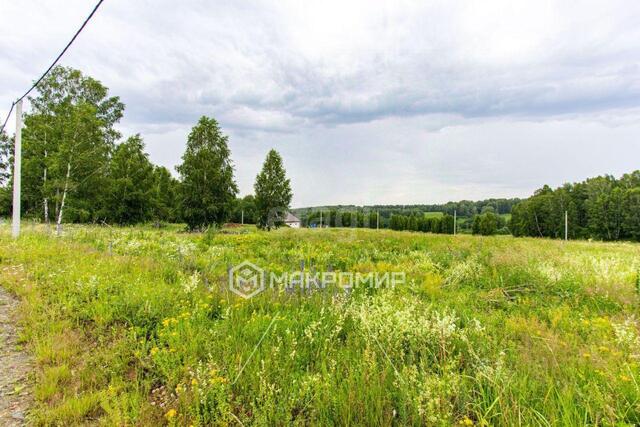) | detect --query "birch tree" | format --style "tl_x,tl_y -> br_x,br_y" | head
254,149 -> 292,230
103,134 -> 156,224
0,131 -> 10,186
22,66 -> 124,230
0,131 -> 10,216
177,116 -> 238,230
